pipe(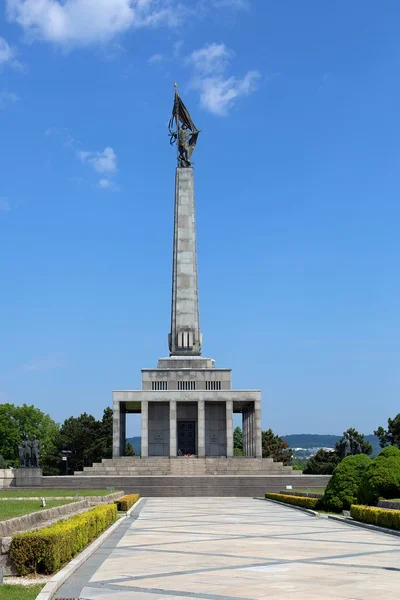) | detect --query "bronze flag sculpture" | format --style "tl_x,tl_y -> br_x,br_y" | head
169,85 -> 200,167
